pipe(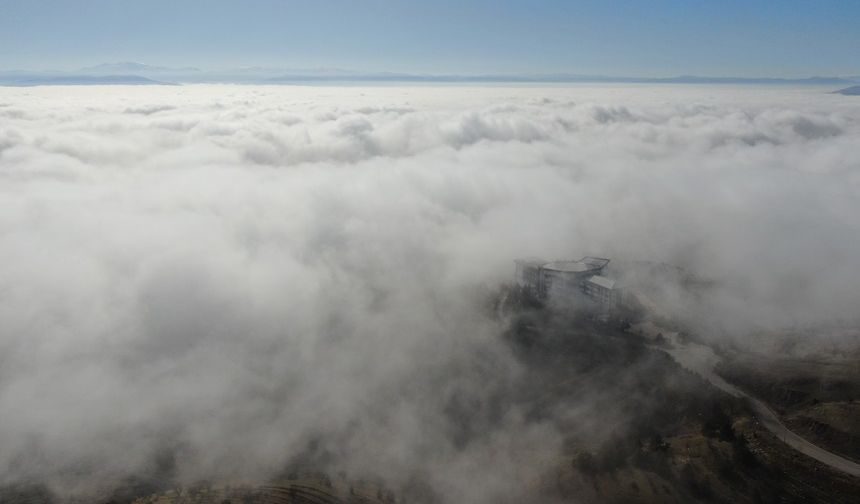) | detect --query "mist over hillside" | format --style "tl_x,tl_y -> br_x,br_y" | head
1,84 -> 860,502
